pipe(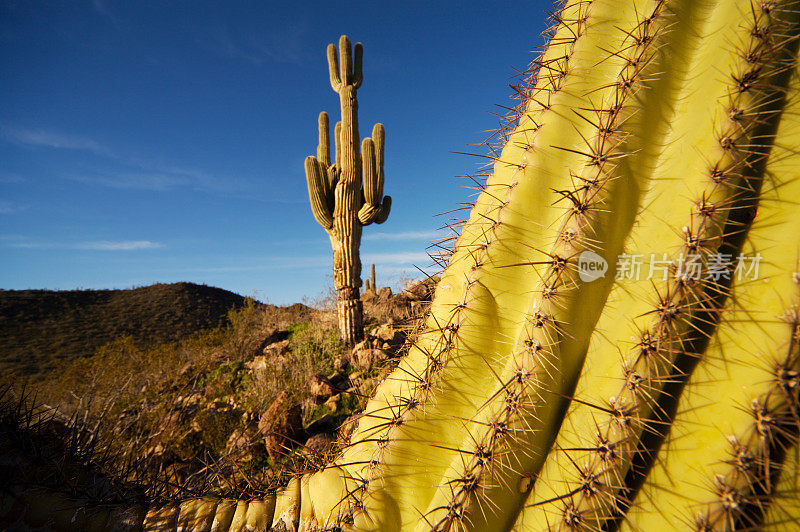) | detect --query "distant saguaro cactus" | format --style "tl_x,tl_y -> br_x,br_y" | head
304,35 -> 391,347
369,263 -> 376,293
